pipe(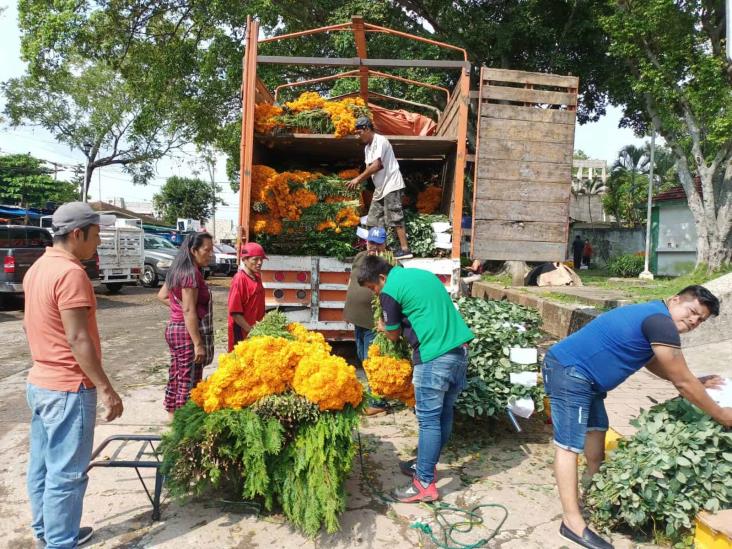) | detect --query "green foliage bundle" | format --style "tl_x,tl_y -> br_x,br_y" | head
386,212 -> 449,257
160,399 -> 360,537
587,399 -> 732,547
251,393 -> 320,438
249,310 -> 294,339
607,253 -> 645,278
371,294 -> 411,359
455,298 -> 544,418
